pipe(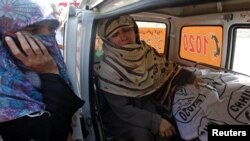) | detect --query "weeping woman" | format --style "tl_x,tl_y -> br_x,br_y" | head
96,15 -> 200,141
